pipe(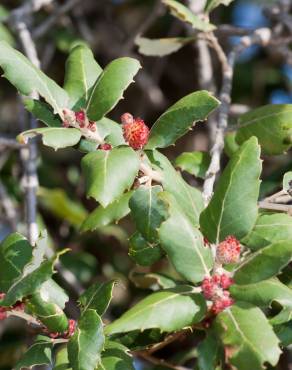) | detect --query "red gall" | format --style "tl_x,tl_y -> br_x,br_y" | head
216,235 -> 241,265
99,143 -> 112,151
121,113 -> 149,150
